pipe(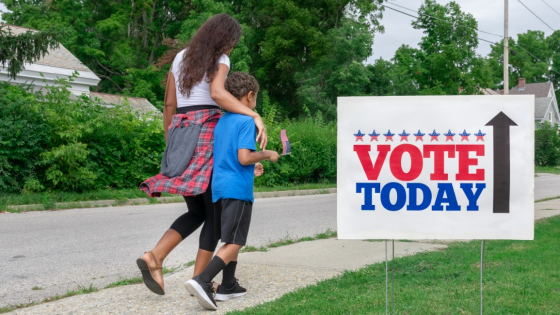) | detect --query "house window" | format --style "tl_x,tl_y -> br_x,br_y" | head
550,112 -> 553,122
